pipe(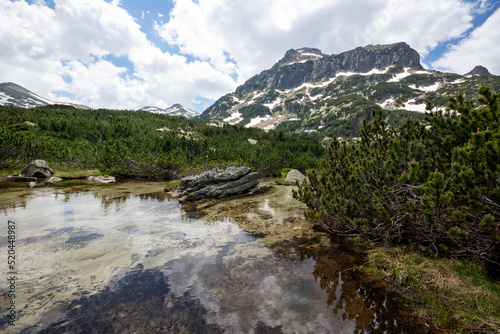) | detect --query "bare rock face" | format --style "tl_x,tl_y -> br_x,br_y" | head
176,166 -> 268,203
20,160 -> 54,178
